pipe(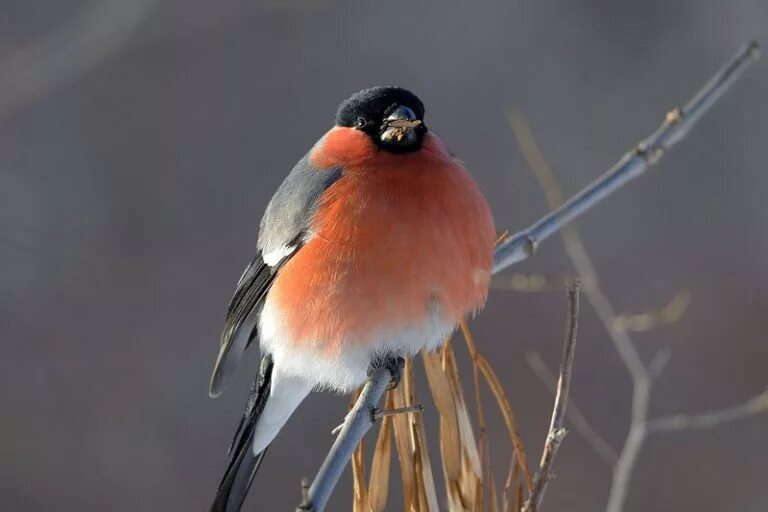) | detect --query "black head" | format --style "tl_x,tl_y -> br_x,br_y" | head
335,86 -> 428,153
